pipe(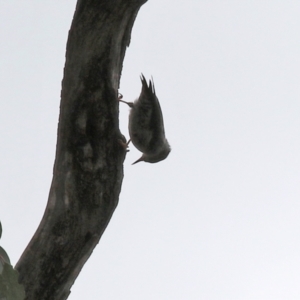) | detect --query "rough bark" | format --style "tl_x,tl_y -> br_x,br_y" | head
15,0 -> 146,299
